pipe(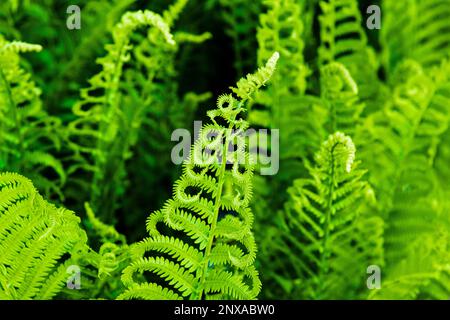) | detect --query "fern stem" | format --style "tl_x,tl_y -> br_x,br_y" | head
198,103 -> 241,300
318,142 -> 337,297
